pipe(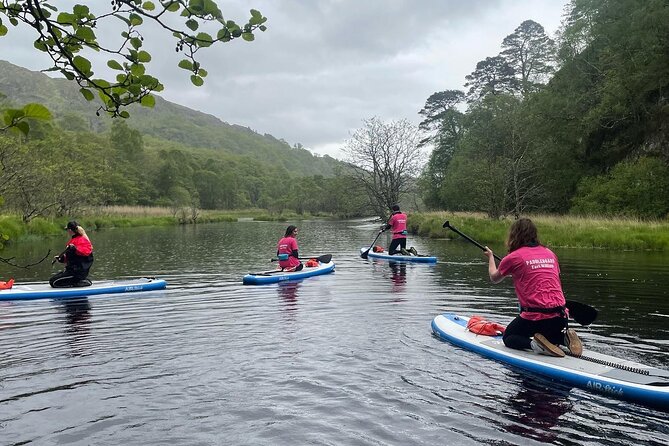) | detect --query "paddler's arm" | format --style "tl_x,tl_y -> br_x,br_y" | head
484,247 -> 505,283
